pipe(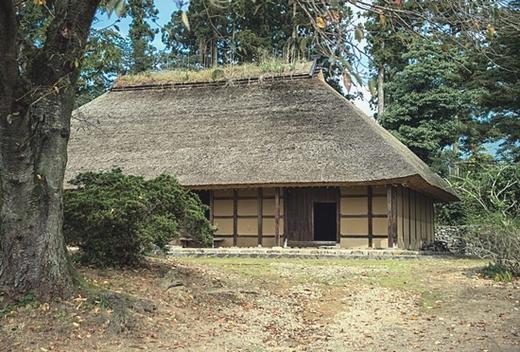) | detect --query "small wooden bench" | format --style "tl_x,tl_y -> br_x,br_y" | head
179,237 -> 225,248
